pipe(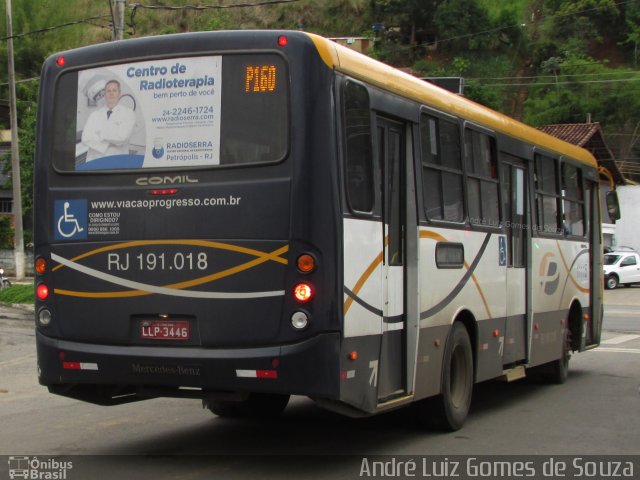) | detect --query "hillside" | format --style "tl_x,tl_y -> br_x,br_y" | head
2,0 -> 640,185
